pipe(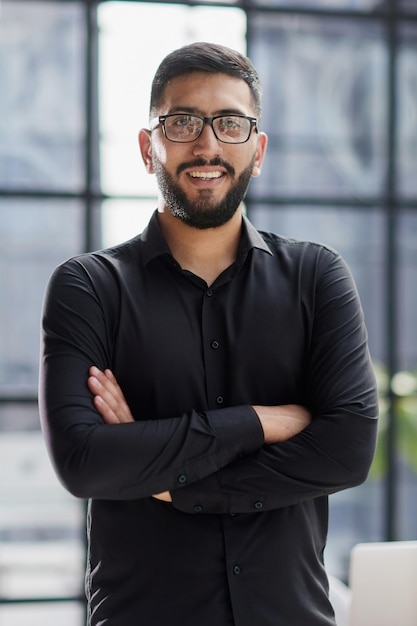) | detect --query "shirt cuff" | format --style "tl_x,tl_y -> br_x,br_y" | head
206,404 -> 264,461
171,405 -> 264,514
